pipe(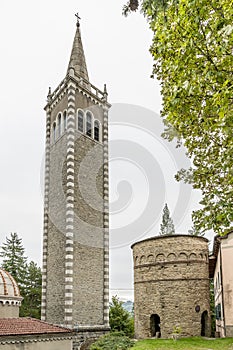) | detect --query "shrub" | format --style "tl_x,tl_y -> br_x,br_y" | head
90,332 -> 135,350
109,296 -> 134,337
